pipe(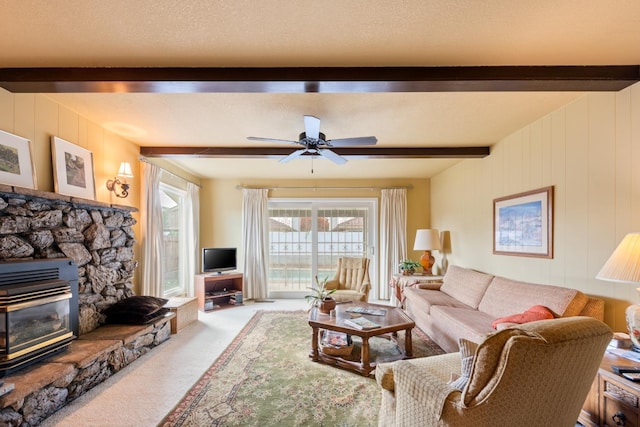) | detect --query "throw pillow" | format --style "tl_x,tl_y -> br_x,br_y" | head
448,338 -> 478,391
491,305 -> 554,329
104,295 -> 169,325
